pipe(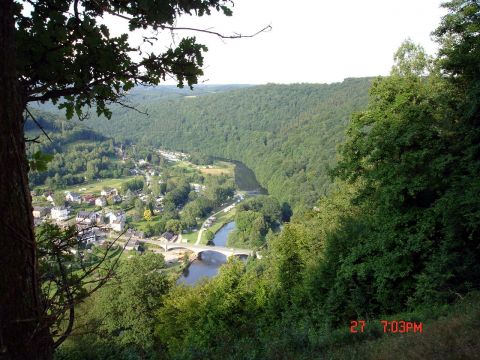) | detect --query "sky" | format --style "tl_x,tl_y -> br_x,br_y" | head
103,0 -> 447,85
